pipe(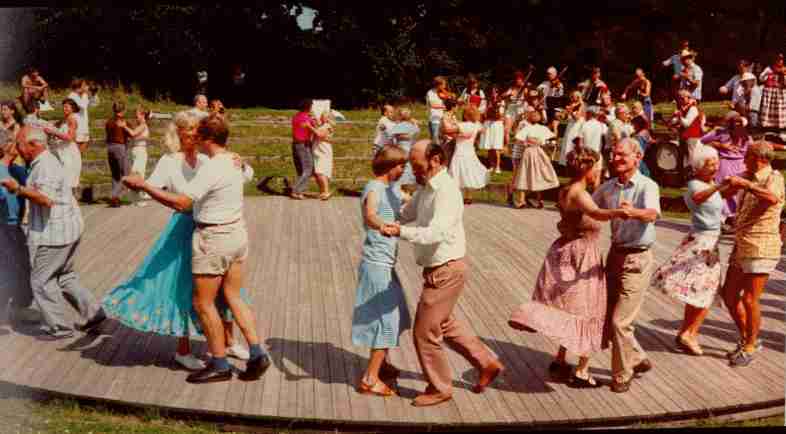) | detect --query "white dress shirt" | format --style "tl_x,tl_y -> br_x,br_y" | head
399,168 -> 465,268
